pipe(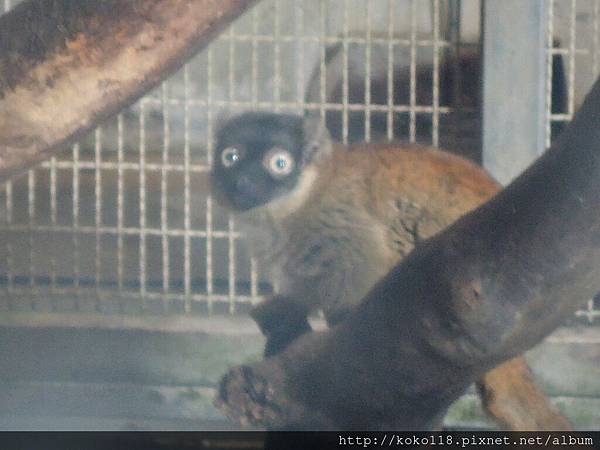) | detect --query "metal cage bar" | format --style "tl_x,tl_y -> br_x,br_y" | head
482,0 -> 548,185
